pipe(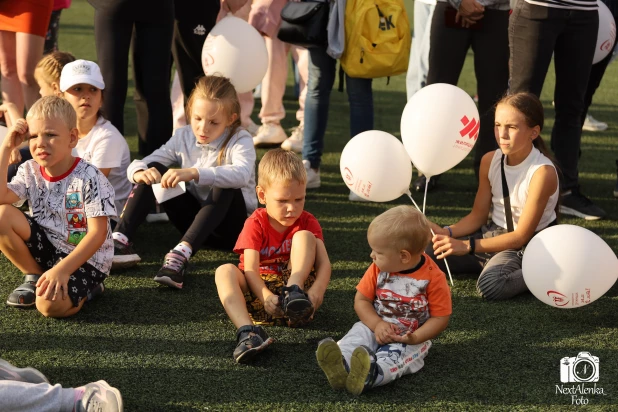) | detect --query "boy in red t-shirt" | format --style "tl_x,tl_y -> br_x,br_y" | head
316,206 -> 451,395
215,149 -> 331,363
